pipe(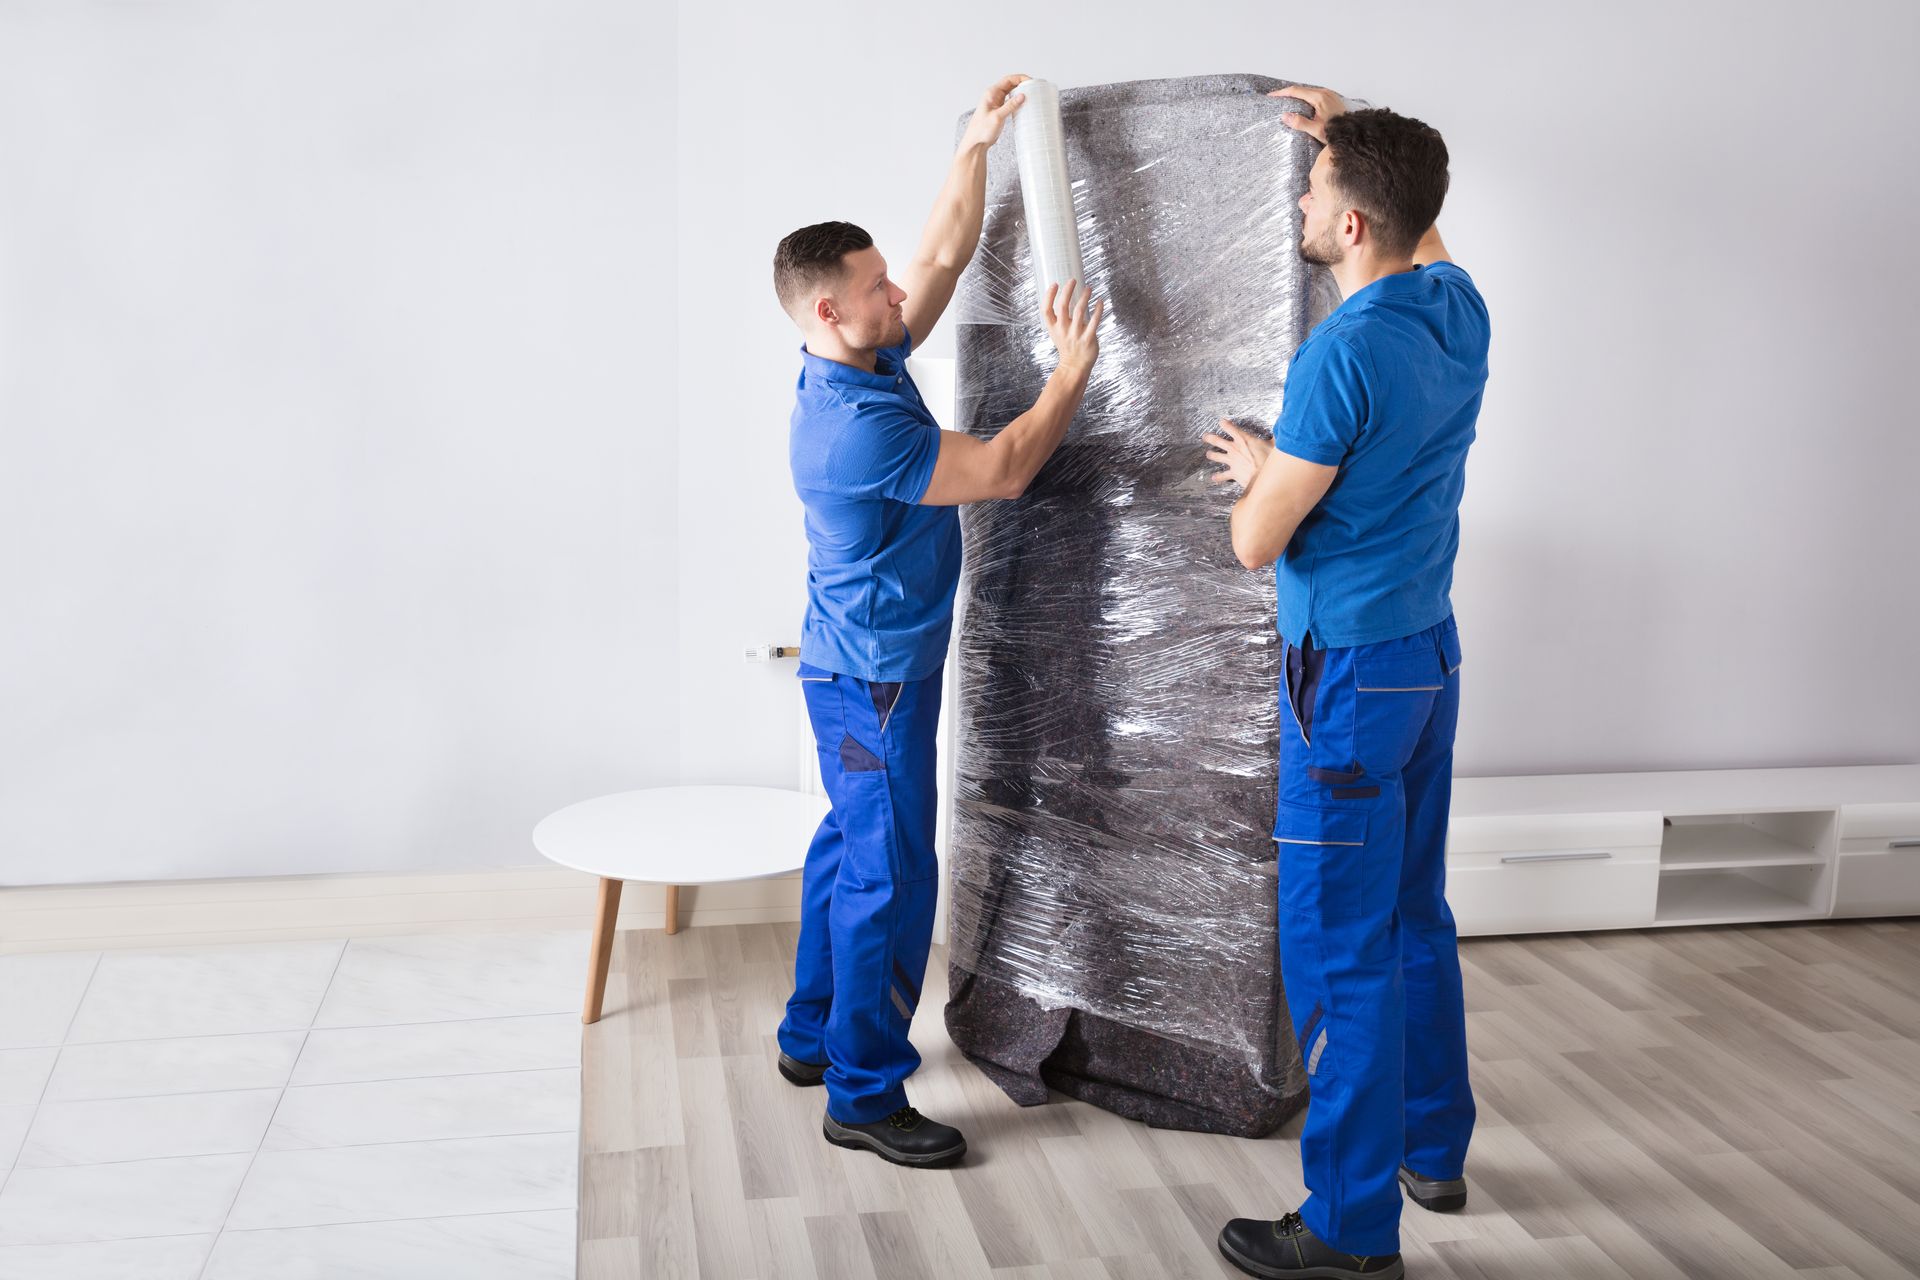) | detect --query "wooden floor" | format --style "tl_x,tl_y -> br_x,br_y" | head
579,917 -> 1920,1279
